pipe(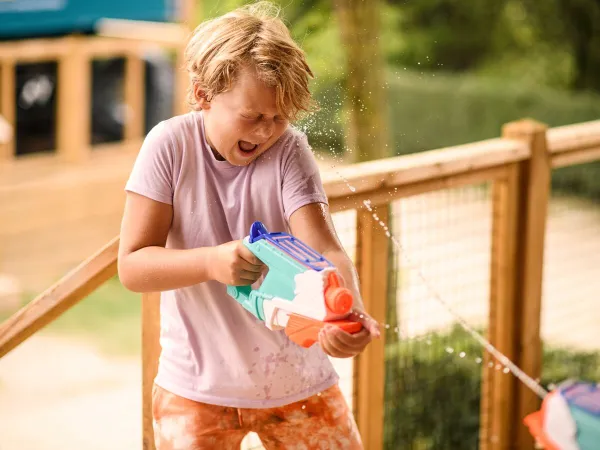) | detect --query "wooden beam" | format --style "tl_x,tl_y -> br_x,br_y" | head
322,138 -> 528,202
0,236 -> 119,358
482,164 -> 520,450
124,53 -> 145,142
551,145 -> 600,168
0,38 -> 70,62
354,205 -> 389,450
95,19 -> 189,46
173,46 -> 189,117
142,291 -> 161,450
502,119 -> 551,449
0,60 -> 15,163
57,37 -> 91,163
328,165 -> 508,214
547,119 -> 600,154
